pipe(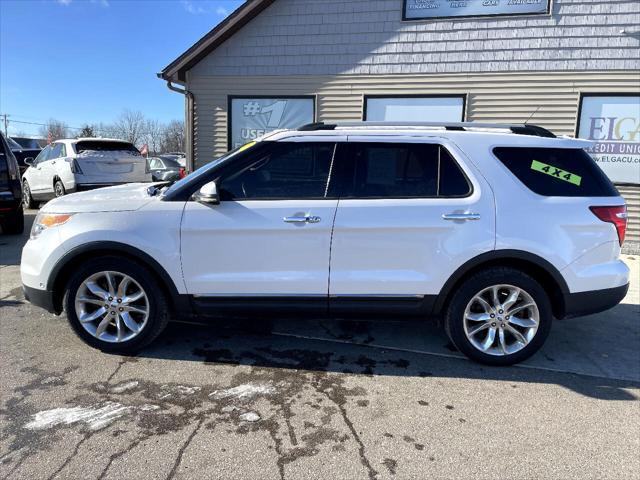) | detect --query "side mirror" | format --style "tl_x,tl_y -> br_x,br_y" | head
24,157 -> 34,166
194,181 -> 220,205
